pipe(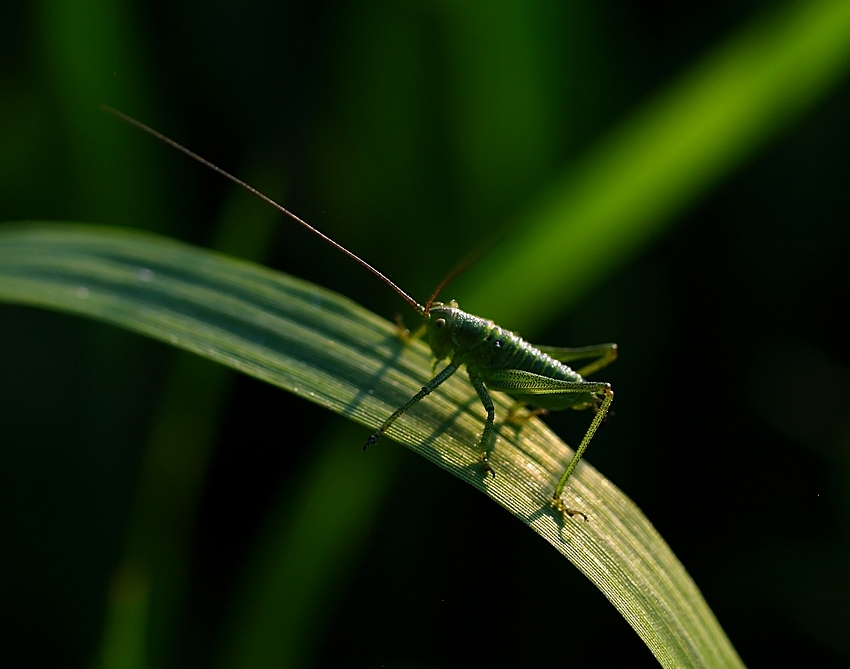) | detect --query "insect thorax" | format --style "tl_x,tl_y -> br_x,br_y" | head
426,302 -> 583,383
